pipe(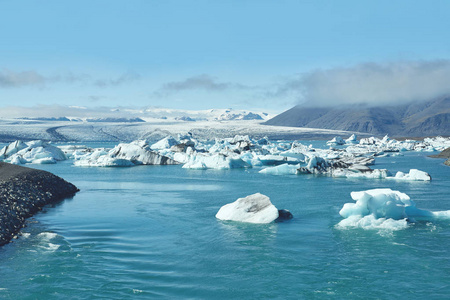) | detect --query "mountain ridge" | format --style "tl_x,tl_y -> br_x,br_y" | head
264,97 -> 450,137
